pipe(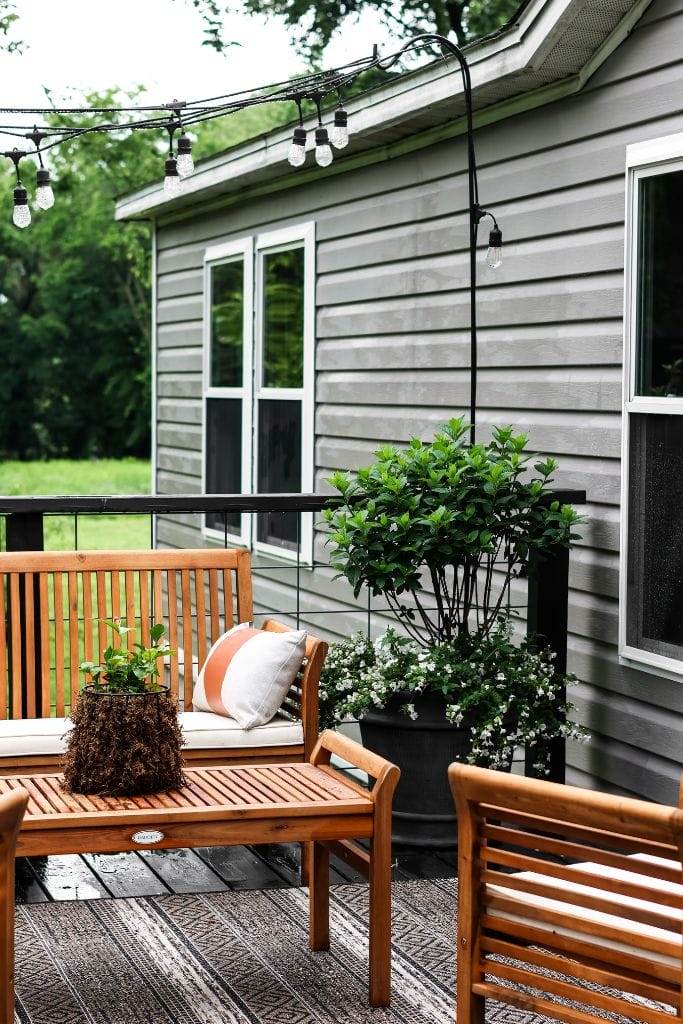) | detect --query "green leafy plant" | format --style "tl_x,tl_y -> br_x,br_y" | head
80,620 -> 173,694
324,419 -> 583,647
320,626 -> 587,773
